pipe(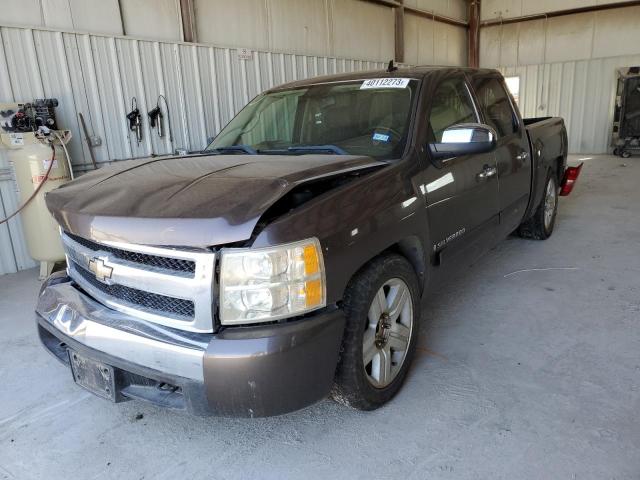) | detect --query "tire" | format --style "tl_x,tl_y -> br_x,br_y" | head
517,170 -> 558,240
613,147 -> 620,156
622,150 -> 631,158
331,253 -> 420,410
